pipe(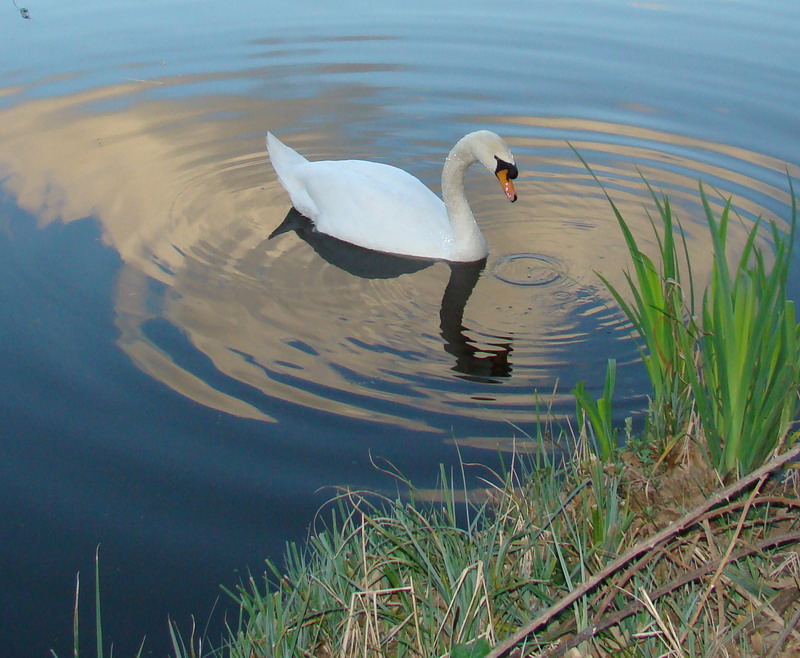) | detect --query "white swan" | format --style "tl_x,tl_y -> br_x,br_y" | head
266,130 -> 518,262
